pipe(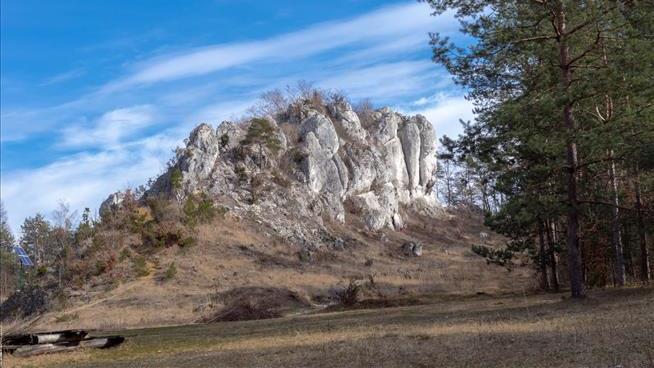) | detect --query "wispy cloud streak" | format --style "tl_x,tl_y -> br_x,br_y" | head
106,2 -> 451,90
